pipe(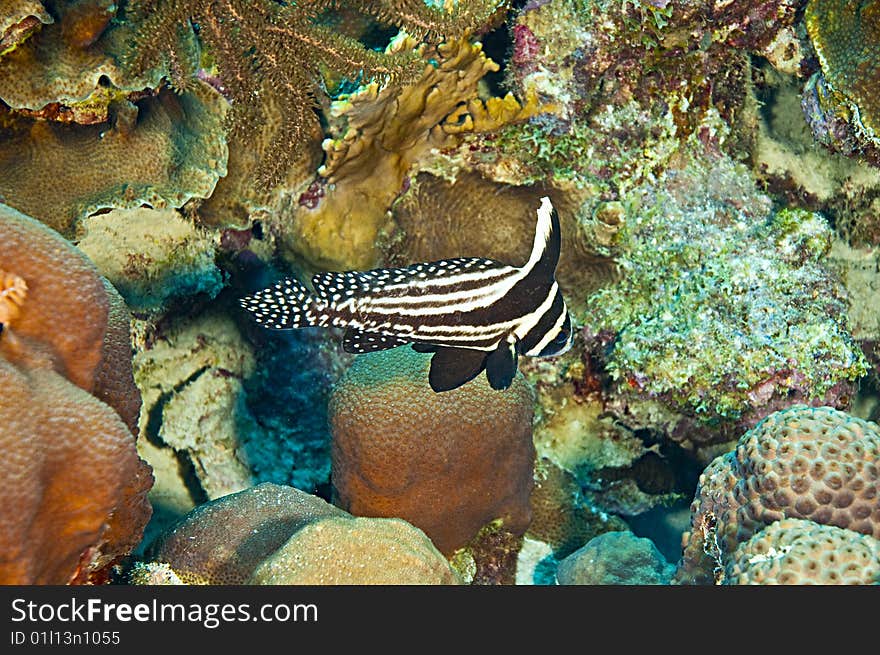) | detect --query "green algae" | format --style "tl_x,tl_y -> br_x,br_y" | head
584,144 -> 869,422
